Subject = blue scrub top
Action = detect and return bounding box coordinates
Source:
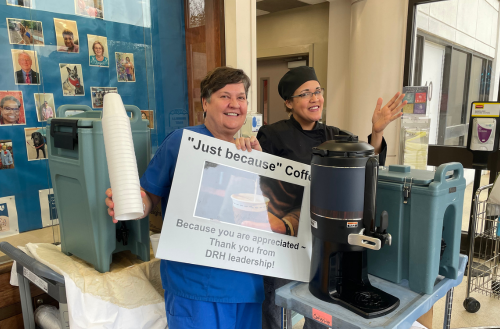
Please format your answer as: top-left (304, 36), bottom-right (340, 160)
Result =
top-left (140, 124), bottom-right (265, 303)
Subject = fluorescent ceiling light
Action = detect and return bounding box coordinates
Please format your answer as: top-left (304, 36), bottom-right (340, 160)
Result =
top-left (256, 9), bottom-right (270, 16)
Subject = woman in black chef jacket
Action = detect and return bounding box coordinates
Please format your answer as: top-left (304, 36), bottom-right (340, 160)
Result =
top-left (256, 66), bottom-right (407, 329)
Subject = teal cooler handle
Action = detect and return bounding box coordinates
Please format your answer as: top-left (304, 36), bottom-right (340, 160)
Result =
top-left (57, 104), bottom-right (92, 118)
top-left (433, 162), bottom-right (464, 186)
top-left (124, 105), bottom-right (141, 124)
top-left (433, 162), bottom-right (465, 280)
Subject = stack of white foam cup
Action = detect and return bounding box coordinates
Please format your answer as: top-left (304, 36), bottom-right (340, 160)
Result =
top-left (102, 93), bottom-right (144, 220)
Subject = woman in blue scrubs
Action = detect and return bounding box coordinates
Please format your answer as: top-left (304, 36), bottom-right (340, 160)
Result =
top-left (106, 67), bottom-right (264, 329)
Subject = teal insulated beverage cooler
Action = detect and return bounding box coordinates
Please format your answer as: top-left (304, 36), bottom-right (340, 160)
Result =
top-left (367, 163), bottom-right (466, 294)
top-left (47, 105), bottom-right (151, 273)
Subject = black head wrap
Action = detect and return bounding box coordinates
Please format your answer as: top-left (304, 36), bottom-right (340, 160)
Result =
top-left (278, 66), bottom-right (319, 101)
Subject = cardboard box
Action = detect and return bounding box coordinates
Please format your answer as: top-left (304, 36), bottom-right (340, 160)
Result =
top-left (416, 307), bottom-right (433, 329)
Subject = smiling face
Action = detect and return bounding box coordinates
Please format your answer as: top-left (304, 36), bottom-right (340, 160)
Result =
top-left (1, 100), bottom-right (20, 124)
top-left (63, 34), bottom-right (74, 48)
top-left (93, 42), bottom-right (103, 56)
top-left (18, 53), bottom-right (32, 72)
top-left (203, 83), bottom-right (247, 141)
top-left (285, 80), bottom-right (324, 130)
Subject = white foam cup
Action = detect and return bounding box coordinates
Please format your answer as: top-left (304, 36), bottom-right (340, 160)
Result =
top-left (104, 138), bottom-right (136, 150)
top-left (102, 93), bottom-right (143, 221)
top-left (110, 183), bottom-right (141, 193)
top-left (103, 94), bottom-right (127, 118)
top-left (114, 202), bottom-right (144, 212)
top-left (231, 193), bottom-right (270, 225)
top-left (106, 157), bottom-right (136, 168)
top-left (113, 199), bottom-right (144, 210)
top-left (150, 234), bottom-right (161, 257)
top-left (111, 189), bottom-right (142, 200)
top-left (114, 210), bottom-right (143, 221)
top-left (109, 169), bottom-right (141, 177)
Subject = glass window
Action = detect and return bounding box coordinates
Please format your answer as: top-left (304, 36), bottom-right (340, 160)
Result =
top-left (443, 49), bottom-right (468, 146)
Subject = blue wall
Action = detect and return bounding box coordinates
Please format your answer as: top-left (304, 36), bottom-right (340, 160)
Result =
top-left (0, 0), bottom-right (189, 233)
top-left (150, 0), bottom-right (189, 145)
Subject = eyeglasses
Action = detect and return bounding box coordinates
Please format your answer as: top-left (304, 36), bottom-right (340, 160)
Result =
top-left (2, 107), bottom-right (20, 112)
top-left (290, 88), bottom-right (324, 100)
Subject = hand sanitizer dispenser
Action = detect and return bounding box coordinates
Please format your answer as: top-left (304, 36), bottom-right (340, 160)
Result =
top-left (470, 118), bottom-right (496, 151)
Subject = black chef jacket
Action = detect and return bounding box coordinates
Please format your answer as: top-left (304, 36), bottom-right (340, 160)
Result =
top-left (257, 114), bottom-right (387, 166)
top-left (256, 114), bottom-right (387, 224)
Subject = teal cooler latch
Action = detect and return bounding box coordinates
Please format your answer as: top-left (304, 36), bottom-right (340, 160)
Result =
top-left (50, 119), bottom-right (79, 150)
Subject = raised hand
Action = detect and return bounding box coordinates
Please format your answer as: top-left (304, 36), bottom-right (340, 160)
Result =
top-left (372, 92), bottom-right (407, 134)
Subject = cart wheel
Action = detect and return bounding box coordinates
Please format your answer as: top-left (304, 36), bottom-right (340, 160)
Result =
top-left (463, 297), bottom-right (480, 313)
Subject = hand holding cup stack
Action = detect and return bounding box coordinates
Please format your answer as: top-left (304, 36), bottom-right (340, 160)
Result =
top-left (102, 93), bottom-right (143, 220)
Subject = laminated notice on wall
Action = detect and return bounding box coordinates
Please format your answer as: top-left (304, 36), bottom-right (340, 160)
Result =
top-left (0, 196), bottom-right (19, 238)
top-left (402, 86), bottom-right (428, 116)
top-left (403, 128), bottom-right (429, 170)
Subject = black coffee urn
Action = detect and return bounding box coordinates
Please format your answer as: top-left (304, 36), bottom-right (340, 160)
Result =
top-left (309, 134), bottom-right (400, 319)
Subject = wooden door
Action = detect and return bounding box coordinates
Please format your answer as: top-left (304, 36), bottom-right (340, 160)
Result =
top-left (184, 0), bottom-right (225, 126)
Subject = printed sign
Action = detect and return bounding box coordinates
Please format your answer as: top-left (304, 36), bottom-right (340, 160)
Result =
top-left (39, 189), bottom-right (59, 227)
top-left (402, 86), bottom-right (428, 116)
top-left (0, 196), bottom-right (18, 238)
top-left (471, 102), bottom-right (500, 117)
top-left (312, 308), bottom-right (332, 326)
top-left (169, 109), bottom-right (189, 128)
top-left (23, 267), bottom-right (48, 293)
top-left (157, 131), bottom-right (313, 282)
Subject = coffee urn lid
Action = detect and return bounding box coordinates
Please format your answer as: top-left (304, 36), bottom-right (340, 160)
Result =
top-left (312, 135), bottom-right (374, 157)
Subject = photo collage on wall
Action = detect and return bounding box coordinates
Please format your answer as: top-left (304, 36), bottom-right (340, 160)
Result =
top-left (2, 0), bottom-right (153, 168)
top-left (2, 0), bottom-right (152, 235)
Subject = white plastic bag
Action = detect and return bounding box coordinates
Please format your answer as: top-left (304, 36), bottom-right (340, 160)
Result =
top-left (34, 305), bottom-right (62, 329)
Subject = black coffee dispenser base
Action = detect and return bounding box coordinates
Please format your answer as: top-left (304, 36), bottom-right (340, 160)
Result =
top-left (309, 240), bottom-right (400, 319)
top-left (309, 282), bottom-right (400, 319)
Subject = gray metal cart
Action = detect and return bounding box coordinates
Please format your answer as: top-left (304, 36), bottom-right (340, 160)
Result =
top-left (276, 254), bottom-right (468, 329)
top-left (0, 241), bottom-right (70, 329)
top-left (463, 183), bottom-right (500, 313)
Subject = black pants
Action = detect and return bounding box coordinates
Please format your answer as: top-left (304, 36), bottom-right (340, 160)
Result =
top-left (262, 277), bottom-right (327, 329)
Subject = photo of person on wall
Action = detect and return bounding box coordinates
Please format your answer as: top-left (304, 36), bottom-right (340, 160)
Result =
top-left (12, 50), bottom-right (40, 85)
top-left (140, 110), bottom-right (154, 129)
top-left (116, 52), bottom-right (135, 82)
top-left (34, 93), bottom-right (56, 122)
top-left (0, 140), bottom-right (14, 170)
top-left (88, 35), bottom-right (109, 67)
top-left (54, 19), bottom-right (79, 53)
top-left (75, 0), bottom-right (104, 19)
top-left (7, 18), bottom-right (44, 45)
top-left (0, 91), bottom-right (26, 126)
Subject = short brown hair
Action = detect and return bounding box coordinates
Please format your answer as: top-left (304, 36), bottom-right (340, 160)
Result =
top-left (200, 67), bottom-right (251, 105)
